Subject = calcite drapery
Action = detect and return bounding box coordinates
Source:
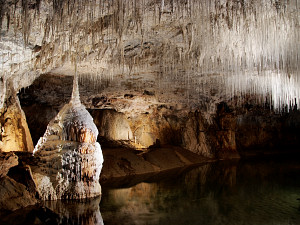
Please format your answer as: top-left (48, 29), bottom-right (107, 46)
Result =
top-left (32, 76), bottom-right (103, 200)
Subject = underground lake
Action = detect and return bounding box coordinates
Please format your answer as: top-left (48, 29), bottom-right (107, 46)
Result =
top-left (1, 1), bottom-right (300, 225)
top-left (1, 154), bottom-right (300, 225)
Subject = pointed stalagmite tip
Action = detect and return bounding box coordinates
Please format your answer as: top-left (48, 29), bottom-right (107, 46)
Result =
top-left (70, 73), bottom-right (81, 106)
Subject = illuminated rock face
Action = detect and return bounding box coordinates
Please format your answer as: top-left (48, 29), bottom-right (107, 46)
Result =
top-left (32, 89), bottom-right (103, 200)
top-left (0, 94), bottom-right (34, 153)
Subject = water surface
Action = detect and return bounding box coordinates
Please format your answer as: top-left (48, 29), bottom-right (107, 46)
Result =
top-left (1, 157), bottom-right (300, 225)
top-left (101, 157), bottom-right (300, 225)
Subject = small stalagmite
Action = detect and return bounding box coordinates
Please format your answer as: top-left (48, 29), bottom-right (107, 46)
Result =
top-left (32, 74), bottom-right (103, 200)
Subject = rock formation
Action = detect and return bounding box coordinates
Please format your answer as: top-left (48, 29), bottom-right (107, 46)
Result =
top-left (182, 111), bottom-right (213, 158)
top-left (0, 152), bottom-right (18, 178)
top-left (0, 89), bottom-right (34, 153)
top-left (91, 109), bottom-right (133, 145)
top-left (0, 0), bottom-right (297, 160)
top-left (0, 152), bottom-right (37, 211)
top-left (0, 176), bottom-right (37, 211)
top-left (32, 75), bottom-right (104, 200)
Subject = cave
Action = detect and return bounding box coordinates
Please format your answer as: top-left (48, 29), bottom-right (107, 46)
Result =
top-left (0, 0), bottom-right (300, 224)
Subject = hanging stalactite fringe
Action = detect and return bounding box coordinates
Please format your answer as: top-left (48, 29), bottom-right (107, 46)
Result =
top-left (0, 0), bottom-right (299, 112)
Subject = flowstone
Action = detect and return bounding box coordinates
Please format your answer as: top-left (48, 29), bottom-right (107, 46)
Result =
top-left (32, 76), bottom-right (103, 200)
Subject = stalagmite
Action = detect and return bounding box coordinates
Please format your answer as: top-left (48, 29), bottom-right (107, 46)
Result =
top-left (31, 73), bottom-right (103, 200)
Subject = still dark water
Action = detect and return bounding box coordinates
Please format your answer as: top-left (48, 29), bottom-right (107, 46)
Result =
top-left (100, 157), bottom-right (300, 225)
top-left (2, 157), bottom-right (300, 225)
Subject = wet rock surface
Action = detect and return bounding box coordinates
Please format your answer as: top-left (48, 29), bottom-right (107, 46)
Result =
top-left (44, 197), bottom-right (104, 225)
top-left (182, 111), bottom-right (213, 158)
top-left (0, 0), bottom-right (299, 113)
top-left (232, 103), bottom-right (300, 156)
top-left (0, 197), bottom-right (104, 225)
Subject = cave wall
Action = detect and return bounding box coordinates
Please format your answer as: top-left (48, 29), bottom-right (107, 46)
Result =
top-left (235, 106), bottom-right (300, 155)
top-left (17, 74), bottom-right (300, 159)
top-left (0, 0), bottom-right (299, 157)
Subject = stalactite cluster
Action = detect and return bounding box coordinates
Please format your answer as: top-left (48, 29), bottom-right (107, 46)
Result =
top-left (0, 0), bottom-right (299, 111)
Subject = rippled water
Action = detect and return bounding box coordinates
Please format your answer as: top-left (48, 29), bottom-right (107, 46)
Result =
top-left (1, 157), bottom-right (300, 225)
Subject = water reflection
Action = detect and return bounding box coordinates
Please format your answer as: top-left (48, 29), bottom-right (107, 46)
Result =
top-left (101, 158), bottom-right (300, 225)
top-left (1, 158), bottom-right (300, 225)
top-left (44, 197), bottom-right (104, 225)
top-left (0, 197), bottom-right (103, 225)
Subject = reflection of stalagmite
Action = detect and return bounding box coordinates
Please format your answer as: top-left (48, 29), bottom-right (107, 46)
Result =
top-left (32, 74), bottom-right (103, 200)
top-left (44, 197), bottom-right (104, 225)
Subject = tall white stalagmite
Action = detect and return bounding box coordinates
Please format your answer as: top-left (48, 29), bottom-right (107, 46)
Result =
top-left (70, 64), bottom-right (81, 106)
top-left (32, 67), bottom-right (103, 200)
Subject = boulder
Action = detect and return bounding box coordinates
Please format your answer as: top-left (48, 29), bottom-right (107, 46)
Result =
top-left (0, 176), bottom-right (37, 211)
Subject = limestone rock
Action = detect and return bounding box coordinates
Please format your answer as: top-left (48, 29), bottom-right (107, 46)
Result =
top-left (182, 112), bottom-right (213, 158)
top-left (1, 0), bottom-right (299, 113)
top-left (133, 123), bottom-right (157, 148)
top-left (91, 109), bottom-right (133, 142)
top-left (0, 152), bottom-right (38, 211)
top-left (0, 152), bottom-right (18, 178)
top-left (213, 103), bottom-right (239, 159)
top-left (0, 176), bottom-right (37, 211)
top-left (0, 94), bottom-right (34, 152)
top-left (32, 101), bottom-right (103, 200)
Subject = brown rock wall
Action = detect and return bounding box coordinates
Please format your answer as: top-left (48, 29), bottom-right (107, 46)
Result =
top-left (0, 152), bottom-right (18, 178)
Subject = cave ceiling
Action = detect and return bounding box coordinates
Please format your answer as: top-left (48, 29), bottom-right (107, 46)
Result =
top-left (0, 0), bottom-right (299, 112)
